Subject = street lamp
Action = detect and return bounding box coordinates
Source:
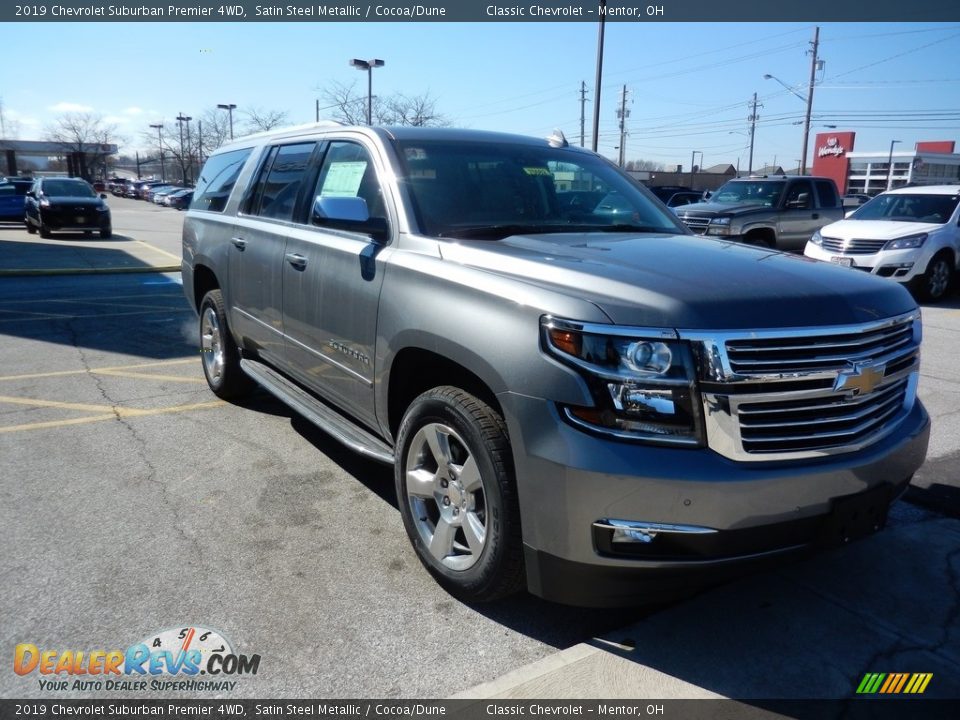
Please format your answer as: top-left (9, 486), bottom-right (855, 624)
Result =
top-left (176, 113), bottom-right (192, 184)
top-left (690, 150), bottom-right (703, 187)
top-left (886, 140), bottom-right (902, 191)
top-left (349, 58), bottom-right (385, 125)
top-left (217, 103), bottom-right (236, 140)
top-left (764, 69), bottom-right (816, 176)
top-left (149, 123), bottom-right (165, 182)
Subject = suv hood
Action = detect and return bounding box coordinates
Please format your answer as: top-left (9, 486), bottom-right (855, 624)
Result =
top-left (821, 219), bottom-right (942, 241)
top-left (44, 196), bottom-right (104, 208)
top-left (676, 201), bottom-right (766, 216)
top-left (440, 232), bottom-right (915, 329)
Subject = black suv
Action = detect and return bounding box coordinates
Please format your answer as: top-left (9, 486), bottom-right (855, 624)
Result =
top-left (24, 177), bottom-right (112, 238)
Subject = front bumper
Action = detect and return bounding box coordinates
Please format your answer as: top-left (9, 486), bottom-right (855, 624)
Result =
top-left (804, 242), bottom-right (929, 283)
top-left (499, 392), bottom-right (929, 607)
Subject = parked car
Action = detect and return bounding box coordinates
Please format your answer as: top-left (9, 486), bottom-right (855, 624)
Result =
top-left (0, 178), bottom-right (34, 220)
top-left (153, 186), bottom-right (185, 204)
top-left (145, 185), bottom-right (178, 203)
top-left (674, 175), bottom-right (844, 252)
top-left (24, 177), bottom-right (112, 238)
top-left (805, 184), bottom-right (960, 302)
top-left (664, 191), bottom-right (703, 209)
top-left (183, 125), bottom-right (927, 607)
top-left (167, 189), bottom-right (193, 210)
top-left (646, 185), bottom-right (694, 204)
top-left (843, 193), bottom-right (872, 208)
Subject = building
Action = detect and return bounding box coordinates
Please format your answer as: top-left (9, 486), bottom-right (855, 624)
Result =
top-left (0, 139), bottom-right (119, 180)
top-left (811, 132), bottom-right (960, 196)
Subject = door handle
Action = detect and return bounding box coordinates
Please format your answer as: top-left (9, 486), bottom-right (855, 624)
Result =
top-left (231, 237), bottom-right (247, 249)
top-left (285, 252), bottom-right (308, 270)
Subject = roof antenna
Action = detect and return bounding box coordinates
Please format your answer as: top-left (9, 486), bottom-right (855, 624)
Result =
top-left (547, 129), bottom-right (569, 148)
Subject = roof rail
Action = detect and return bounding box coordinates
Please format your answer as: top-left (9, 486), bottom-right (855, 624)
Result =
top-left (226, 119), bottom-right (345, 145)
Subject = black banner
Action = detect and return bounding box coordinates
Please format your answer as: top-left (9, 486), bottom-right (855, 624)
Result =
top-left (2, 0), bottom-right (960, 22)
top-left (1, 699), bottom-right (959, 720)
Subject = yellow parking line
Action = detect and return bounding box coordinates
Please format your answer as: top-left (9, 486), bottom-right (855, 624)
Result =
top-left (0, 395), bottom-right (119, 413)
top-left (0, 358), bottom-right (195, 382)
top-left (0, 400), bottom-right (224, 434)
top-left (136, 240), bottom-right (182, 263)
top-left (94, 370), bottom-right (205, 384)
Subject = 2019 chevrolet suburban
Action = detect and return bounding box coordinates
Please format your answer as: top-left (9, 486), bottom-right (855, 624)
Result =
top-left (182, 124), bottom-right (929, 607)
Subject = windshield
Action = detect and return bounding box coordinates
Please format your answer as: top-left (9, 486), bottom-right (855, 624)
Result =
top-left (710, 180), bottom-right (785, 207)
top-left (42, 180), bottom-right (96, 198)
top-left (850, 193), bottom-right (960, 224)
top-left (393, 140), bottom-right (686, 239)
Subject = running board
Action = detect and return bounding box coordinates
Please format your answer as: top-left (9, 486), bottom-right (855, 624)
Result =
top-left (240, 359), bottom-right (394, 465)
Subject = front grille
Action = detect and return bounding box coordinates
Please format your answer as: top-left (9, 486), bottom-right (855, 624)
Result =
top-left (678, 214), bottom-right (711, 235)
top-left (820, 237), bottom-right (887, 255)
top-left (737, 377), bottom-right (909, 454)
top-left (686, 312), bottom-right (921, 461)
top-left (725, 318), bottom-right (915, 376)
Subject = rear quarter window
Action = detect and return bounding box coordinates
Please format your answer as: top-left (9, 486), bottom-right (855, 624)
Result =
top-left (192, 147), bottom-right (254, 213)
top-left (815, 180), bottom-right (839, 208)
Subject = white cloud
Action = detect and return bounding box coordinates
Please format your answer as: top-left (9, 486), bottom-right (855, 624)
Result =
top-left (47, 102), bottom-right (94, 113)
top-left (103, 115), bottom-right (129, 125)
top-left (123, 106), bottom-right (145, 116)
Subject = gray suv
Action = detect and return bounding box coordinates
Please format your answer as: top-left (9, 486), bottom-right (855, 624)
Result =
top-left (183, 124), bottom-right (929, 607)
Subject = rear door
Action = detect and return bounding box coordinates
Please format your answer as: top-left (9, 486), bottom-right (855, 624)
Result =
top-left (281, 138), bottom-right (392, 430)
top-left (778, 180), bottom-right (819, 251)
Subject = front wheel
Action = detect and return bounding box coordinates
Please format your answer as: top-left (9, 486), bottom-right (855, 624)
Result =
top-left (913, 251), bottom-right (954, 303)
top-left (395, 386), bottom-right (524, 603)
top-left (198, 289), bottom-right (254, 399)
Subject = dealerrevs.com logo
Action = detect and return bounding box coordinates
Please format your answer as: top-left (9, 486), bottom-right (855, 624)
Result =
top-left (14, 626), bottom-right (260, 692)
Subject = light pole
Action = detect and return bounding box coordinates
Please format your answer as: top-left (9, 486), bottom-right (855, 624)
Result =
top-left (591, 0), bottom-right (606, 153)
top-left (217, 103), bottom-right (236, 140)
top-left (349, 58), bottom-right (385, 125)
top-left (690, 150), bottom-right (703, 188)
top-left (176, 113), bottom-right (192, 184)
top-left (149, 123), bottom-right (165, 182)
top-left (886, 140), bottom-right (902, 191)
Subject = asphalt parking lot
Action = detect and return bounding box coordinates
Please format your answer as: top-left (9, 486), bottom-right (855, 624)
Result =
top-left (1, 198), bottom-right (959, 701)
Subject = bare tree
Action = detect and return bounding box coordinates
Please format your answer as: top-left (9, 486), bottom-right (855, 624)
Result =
top-left (199, 107), bottom-right (231, 157)
top-left (45, 112), bottom-right (121, 180)
top-left (243, 107), bottom-right (290, 133)
top-left (0, 98), bottom-right (21, 139)
top-left (626, 159), bottom-right (665, 172)
top-left (319, 81), bottom-right (449, 126)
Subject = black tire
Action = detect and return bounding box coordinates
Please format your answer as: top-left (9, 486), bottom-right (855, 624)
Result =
top-left (198, 289), bottom-right (254, 400)
top-left (100, 225), bottom-right (112, 239)
top-left (38, 219), bottom-right (52, 238)
top-left (394, 386), bottom-right (524, 603)
top-left (25, 219), bottom-right (36, 234)
top-left (912, 251), bottom-right (954, 303)
top-left (744, 234), bottom-right (773, 249)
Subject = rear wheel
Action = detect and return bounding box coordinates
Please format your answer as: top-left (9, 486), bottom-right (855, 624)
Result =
top-left (913, 251), bottom-right (954, 303)
top-left (25, 218), bottom-right (36, 234)
top-left (198, 289), bottom-right (254, 399)
top-left (395, 386), bottom-right (524, 603)
top-left (100, 225), bottom-right (112, 239)
top-left (38, 217), bottom-right (52, 238)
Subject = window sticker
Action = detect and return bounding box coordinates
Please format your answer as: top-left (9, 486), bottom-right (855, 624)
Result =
top-left (404, 147), bottom-right (428, 161)
top-left (320, 161), bottom-right (367, 197)
top-left (523, 166), bottom-right (551, 176)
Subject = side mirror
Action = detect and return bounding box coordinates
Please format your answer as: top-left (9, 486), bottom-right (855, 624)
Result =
top-left (100, 193), bottom-right (108, 199)
top-left (313, 196), bottom-right (389, 243)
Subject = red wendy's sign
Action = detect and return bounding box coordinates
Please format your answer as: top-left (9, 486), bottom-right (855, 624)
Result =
top-left (811, 131), bottom-right (855, 192)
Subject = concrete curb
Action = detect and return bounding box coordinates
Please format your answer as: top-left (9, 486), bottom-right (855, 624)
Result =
top-left (0, 265), bottom-right (181, 277)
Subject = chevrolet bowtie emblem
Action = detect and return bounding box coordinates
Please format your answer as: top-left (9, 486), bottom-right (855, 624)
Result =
top-left (834, 360), bottom-right (886, 396)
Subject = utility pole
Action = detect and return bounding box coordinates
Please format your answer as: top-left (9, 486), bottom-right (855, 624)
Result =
top-left (579, 81), bottom-right (588, 148)
top-left (800, 26), bottom-right (820, 175)
top-left (591, 1), bottom-right (606, 152)
top-left (316, 99), bottom-right (320, 123)
top-left (197, 120), bottom-right (204, 168)
top-left (616, 85), bottom-right (629, 168)
top-left (747, 92), bottom-right (760, 176)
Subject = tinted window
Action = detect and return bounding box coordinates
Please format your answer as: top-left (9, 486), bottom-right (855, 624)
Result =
top-left (815, 180), bottom-right (839, 208)
top-left (710, 180), bottom-right (785, 207)
top-left (42, 179), bottom-right (96, 198)
top-left (250, 142), bottom-right (316, 222)
top-left (784, 181), bottom-right (813, 210)
top-left (312, 141), bottom-right (387, 222)
top-left (851, 193), bottom-right (960, 224)
top-left (192, 147), bottom-right (253, 213)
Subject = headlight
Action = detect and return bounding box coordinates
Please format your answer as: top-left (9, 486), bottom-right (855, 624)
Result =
top-left (706, 216), bottom-right (731, 236)
top-left (810, 229), bottom-right (823, 246)
top-left (885, 233), bottom-right (927, 250)
top-left (39, 198), bottom-right (51, 208)
top-left (542, 318), bottom-right (704, 446)
top-left (98, 205), bottom-right (110, 212)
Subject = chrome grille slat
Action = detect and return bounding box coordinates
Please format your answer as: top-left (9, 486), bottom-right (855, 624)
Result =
top-left (678, 215), bottom-right (710, 235)
top-left (738, 378), bottom-right (907, 420)
top-left (726, 326), bottom-right (910, 353)
top-left (820, 237), bottom-right (887, 255)
top-left (741, 402), bottom-right (903, 447)
top-left (739, 390), bottom-right (904, 431)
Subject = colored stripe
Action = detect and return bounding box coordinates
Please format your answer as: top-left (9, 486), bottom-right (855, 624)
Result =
top-left (855, 674), bottom-right (873, 694)
top-left (904, 674), bottom-right (919, 693)
top-left (868, 673), bottom-right (887, 694)
top-left (879, 675), bottom-right (895, 694)
top-left (893, 673), bottom-right (909, 693)
top-left (917, 673), bottom-right (933, 694)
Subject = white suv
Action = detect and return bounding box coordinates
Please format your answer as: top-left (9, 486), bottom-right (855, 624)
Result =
top-left (805, 185), bottom-right (960, 302)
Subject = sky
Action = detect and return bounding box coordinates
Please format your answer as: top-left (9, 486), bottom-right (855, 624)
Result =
top-left (2, 20), bottom-right (960, 172)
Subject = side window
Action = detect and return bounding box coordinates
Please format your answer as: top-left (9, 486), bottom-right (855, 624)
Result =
top-left (814, 180), bottom-right (839, 208)
top-left (784, 181), bottom-right (813, 210)
top-left (242, 146), bottom-right (279, 217)
top-left (252, 142), bottom-right (316, 222)
top-left (192, 147), bottom-right (254, 213)
top-left (312, 141), bottom-right (386, 224)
